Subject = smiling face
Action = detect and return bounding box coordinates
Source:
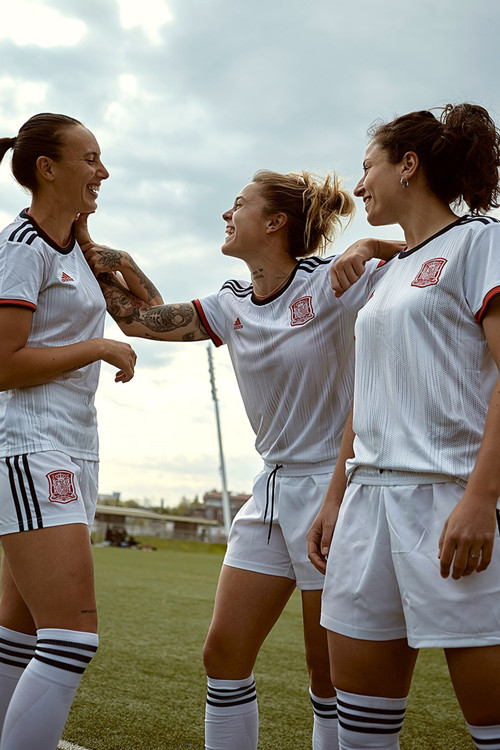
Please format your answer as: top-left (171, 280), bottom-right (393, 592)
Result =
top-left (221, 181), bottom-right (270, 260)
top-left (354, 141), bottom-right (404, 227)
top-left (51, 124), bottom-right (109, 214)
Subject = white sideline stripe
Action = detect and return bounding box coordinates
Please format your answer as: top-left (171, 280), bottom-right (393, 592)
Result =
top-left (58, 742), bottom-right (92, 750)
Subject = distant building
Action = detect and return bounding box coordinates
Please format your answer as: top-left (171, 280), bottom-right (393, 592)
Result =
top-left (200, 489), bottom-right (250, 525)
top-left (92, 504), bottom-right (219, 543)
top-left (98, 491), bottom-right (121, 505)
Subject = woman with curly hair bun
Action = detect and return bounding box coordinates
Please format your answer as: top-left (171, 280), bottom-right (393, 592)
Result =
top-left (309, 103), bottom-right (500, 750)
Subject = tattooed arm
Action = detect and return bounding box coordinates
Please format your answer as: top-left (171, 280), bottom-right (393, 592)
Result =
top-left (98, 273), bottom-right (209, 342)
top-left (84, 245), bottom-right (164, 306)
top-left (73, 214), bottom-right (163, 305)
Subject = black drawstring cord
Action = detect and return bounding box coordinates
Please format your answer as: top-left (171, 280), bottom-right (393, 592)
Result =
top-left (263, 464), bottom-right (282, 544)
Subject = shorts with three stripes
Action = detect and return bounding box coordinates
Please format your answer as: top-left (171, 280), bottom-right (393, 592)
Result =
top-left (0, 450), bottom-right (98, 536)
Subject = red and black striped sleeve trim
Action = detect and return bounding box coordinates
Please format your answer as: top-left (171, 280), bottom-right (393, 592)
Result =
top-left (0, 299), bottom-right (36, 312)
top-left (192, 299), bottom-right (223, 347)
top-left (475, 286), bottom-right (500, 323)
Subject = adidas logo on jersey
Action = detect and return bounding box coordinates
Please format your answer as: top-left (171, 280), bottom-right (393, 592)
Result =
top-left (61, 272), bottom-right (74, 282)
top-left (233, 317), bottom-right (243, 330)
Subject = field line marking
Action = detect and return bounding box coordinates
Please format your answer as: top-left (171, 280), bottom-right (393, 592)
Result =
top-left (58, 741), bottom-right (92, 750)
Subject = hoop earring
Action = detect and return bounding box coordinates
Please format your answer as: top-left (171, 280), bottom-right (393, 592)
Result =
top-left (400, 176), bottom-right (409, 188)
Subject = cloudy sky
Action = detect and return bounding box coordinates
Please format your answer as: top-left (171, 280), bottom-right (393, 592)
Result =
top-left (1, 0), bottom-right (499, 507)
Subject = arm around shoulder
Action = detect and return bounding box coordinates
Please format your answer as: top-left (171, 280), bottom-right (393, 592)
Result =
top-left (331, 238), bottom-right (405, 297)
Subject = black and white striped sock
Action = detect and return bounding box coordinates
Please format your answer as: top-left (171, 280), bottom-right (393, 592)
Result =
top-left (467, 722), bottom-right (500, 750)
top-left (205, 673), bottom-right (258, 750)
top-left (0, 625), bottom-right (36, 729)
top-left (0, 628), bottom-right (98, 750)
top-left (336, 689), bottom-right (407, 749)
top-left (310, 687), bottom-right (339, 750)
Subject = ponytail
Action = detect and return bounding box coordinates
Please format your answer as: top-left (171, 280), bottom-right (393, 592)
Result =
top-left (0, 137), bottom-right (16, 167)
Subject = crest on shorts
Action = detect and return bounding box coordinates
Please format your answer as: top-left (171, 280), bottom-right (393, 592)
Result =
top-left (289, 296), bottom-right (315, 326)
top-left (411, 258), bottom-right (447, 288)
top-left (46, 470), bottom-right (78, 504)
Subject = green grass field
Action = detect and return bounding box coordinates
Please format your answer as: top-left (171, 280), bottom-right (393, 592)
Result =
top-left (57, 540), bottom-right (474, 750)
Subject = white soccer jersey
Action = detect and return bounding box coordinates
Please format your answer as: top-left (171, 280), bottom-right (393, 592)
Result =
top-left (346, 216), bottom-right (500, 484)
top-left (195, 255), bottom-right (384, 467)
top-left (0, 210), bottom-right (106, 460)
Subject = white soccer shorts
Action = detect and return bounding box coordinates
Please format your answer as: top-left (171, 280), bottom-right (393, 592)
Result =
top-left (224, 464), bottom-right (333, 590)
top-left (0, 451), bottom-right (98, 536)
top-left (321, 482), bottom-right (500, 648)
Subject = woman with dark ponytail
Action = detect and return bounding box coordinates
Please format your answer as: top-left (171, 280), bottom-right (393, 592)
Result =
top-left (309, 103), bottom-right (500, 750)
top-left (0, 113), bottom-right (138, 750)
top-left (74, 168), bottom-right (401, 750)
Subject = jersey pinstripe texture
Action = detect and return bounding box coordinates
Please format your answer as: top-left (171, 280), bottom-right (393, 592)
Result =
top-left (196, 255), bottom-right (385, 466)
top-left (0, 210), bottom-right (106, 460)
top-left (347, 216), bottom-right (500, 483)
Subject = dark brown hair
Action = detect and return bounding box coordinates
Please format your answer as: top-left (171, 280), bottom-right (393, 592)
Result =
top-left (0, 113), bottom-right (83, 193)
top-left (252, 169), bottom-right (355, 259)
top-left (369, 103), bottom-right (500, 214)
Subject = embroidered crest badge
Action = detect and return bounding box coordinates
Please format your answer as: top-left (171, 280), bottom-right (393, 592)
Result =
top-left (289, 296), bottom-right (315, 326)
top-left (411, 258), bottom-right (447, 288)
top-left (46, 470), bottom-right (78, 504)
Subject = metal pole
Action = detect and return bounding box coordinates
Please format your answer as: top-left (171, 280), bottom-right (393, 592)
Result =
top-left (207, 345), bottom-right (232, 537)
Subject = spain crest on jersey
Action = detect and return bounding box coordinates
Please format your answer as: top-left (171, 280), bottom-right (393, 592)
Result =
top-left (46, 470), bottom-right (78, 504)
top-left (289, 296), bottom-right (315, 326)
top-left (411, 258), bottom-right (447, 288)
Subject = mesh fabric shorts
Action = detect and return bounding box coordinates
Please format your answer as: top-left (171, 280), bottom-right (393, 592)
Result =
top-left (321, 482), bottom-right (500, 648)
top-left (224, 464), bottom-right (332, 590)
top-left (0, 450), bottom-right (99, 536)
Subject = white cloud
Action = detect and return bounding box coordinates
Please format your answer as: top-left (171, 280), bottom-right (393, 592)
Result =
top-left (0, 0), bottom-right (498, 504)
top-left (116, 0), bottom-right (173, 44)
top-left (0, 78), bottom-right (48, 132)
top-left (1, 0), bottom-right (85, 47)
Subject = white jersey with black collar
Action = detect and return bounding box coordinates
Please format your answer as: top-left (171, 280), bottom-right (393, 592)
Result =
top-left (194, 255), bottom-right (384, 467)
top-left (347, 215), bottom-right (500, 484)
top-left (0, 210), bottom-right (106, 460)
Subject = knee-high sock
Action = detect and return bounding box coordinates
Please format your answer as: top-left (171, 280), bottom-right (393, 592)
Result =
top-left (0, 626), bottom-right (36, 730)
top-left (467, 722), bottom-right (500, 750)
top-left (336, 689), bottom-right (407, 750)
top-left (205, 674), bottom-right (258, 750)
top-left (0, 628), bottom-right (98, 750)
top-left (310, 687), bottom-right (338, 750)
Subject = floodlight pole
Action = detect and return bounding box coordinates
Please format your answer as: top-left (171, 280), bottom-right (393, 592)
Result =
top-left (206, 345), bottom-right (232, 537)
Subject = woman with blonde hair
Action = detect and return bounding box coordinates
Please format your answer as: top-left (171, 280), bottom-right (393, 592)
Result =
top-left (76, 168), bottom-right (398, 750)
